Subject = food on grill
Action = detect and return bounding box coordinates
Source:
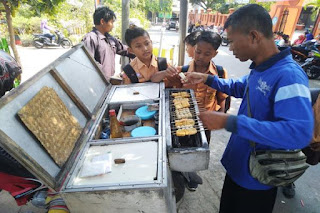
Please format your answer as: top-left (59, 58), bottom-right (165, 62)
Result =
top-left (175, 119), bottom-right (195, 127)
top-left (170, 90), bottom-right (200, 138)
top-left (176, 129), bottom-right (186, 137)
top-left (173, 98), bottom-right (189, 104)
top-left (175, 108), bottom-right (192, 119)
top-left (176, 128), bottom-right (197, 136)
top-left (171, 92), bottom-right (190, 98)
top-left (174, 100), bottom-right (190, 109)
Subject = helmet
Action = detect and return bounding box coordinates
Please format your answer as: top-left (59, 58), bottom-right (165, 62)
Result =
top-left (0, 50), bottom-right (22, 97)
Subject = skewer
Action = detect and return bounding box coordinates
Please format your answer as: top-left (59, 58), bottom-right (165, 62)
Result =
top-left (170, 118), bottom-right (202, 123)
top-left (171, 127), bottom-right (208, 132)
top-left (171, 125), bottom-right (206, 130)
top-left (170, 102), bottom-right (196, 106)
top-left (171, 129), bottom-right (209, 134)
top-left (172, 112), bottom-right (204, 117)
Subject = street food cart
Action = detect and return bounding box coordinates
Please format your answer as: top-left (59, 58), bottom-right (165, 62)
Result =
top-left (0, 44), bottom-right (209, 212)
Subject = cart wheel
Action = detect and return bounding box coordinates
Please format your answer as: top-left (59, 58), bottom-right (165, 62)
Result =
top-left (172, 171), bottom-right (185, 203)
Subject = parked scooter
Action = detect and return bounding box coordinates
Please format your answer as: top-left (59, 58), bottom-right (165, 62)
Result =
top-left (301, 50), bottom-right (320, 79)
top-left (220, 31), bottom-right (229, 46)
top-left (291, 39), bottom-right (320, 64)
top-left (33, 30), bottom-right (72, 49)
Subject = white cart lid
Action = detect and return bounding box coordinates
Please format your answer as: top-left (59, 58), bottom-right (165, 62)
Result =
top-left (0, 44), bottom-right (109, 190)
top-left (68, 141), bottom-right (158, 188)
top-left (108, 83), bottom-right (160, 103)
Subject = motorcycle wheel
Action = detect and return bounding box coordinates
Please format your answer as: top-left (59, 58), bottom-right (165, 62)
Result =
top-left (293, 55), bottom-right (305, 64)
top-left (304, 65), bottom-right (320, 79)
top-left (61, 39), bottom-right (72, 49)
top-left (33, 38), bottom-right (44, 49)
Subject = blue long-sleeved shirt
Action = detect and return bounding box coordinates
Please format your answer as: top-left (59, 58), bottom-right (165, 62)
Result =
top-left (205, 48), bottom-right (314, 190)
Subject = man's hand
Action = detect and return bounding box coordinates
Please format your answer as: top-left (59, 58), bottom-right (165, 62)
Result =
top-left (165, 65), bottom-right (178, 77)
top-left (183, 72), bottom-right (208, 84)
top-left (199, 111), bottom-right (229, 130)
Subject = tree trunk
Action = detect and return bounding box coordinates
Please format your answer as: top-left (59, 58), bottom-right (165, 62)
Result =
top-left (3, 1), bottom-right (22, 75)
top-left (152, 12), bottom-right (155, 23)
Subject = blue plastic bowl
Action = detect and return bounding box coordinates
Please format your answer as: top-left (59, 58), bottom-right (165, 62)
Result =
top-left (131, 126), bottom-right (156, 137)
top-left (135, 106), bottom-right (156, 120)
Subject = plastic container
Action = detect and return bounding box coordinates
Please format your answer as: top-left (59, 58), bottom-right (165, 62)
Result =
top-left (120, 115), bottom-right (141, 132)
top-left (135, 106), bottom-right (156, 120)
top-left (131, 126), bottom-right (156, 137)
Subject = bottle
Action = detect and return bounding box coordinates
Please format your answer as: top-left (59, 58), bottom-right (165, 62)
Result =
top-left (109, 109), bottom-right (122, 138)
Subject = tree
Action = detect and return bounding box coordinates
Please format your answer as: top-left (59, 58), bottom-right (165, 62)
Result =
top-left (249, 0), bottom-right (274, 12)
top-left (305, 0), bottom-right (320, 8)
top-left (145, 0), bottom-right (172, 22)
top-left (0, 0), bottom-right (65, 71)
top-left (305, 0), bottom-right (320, 17)
top-left (189, 0), bottom-right (225, 11)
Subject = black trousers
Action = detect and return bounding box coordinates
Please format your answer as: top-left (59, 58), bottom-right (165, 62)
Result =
top-left (219, 174), bottom-right (277, 213)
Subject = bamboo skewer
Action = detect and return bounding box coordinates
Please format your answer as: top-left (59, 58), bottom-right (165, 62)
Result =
top-left (171, 126), bottom-right (206, 131)
top-left (171, 128), bottom-right (209, 134)
top-left (170, 118), bottom-right (202, 124)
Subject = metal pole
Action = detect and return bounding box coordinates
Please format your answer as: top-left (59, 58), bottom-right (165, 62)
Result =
top-left (178, 0), bottom-right (188, 66)
top-left (121, 0), bottom-right (130, 68)
top-left (158, 27), bottom-right (165, 57)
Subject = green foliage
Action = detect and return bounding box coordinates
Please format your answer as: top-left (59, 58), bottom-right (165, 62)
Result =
top-left (19, 33), bottom-right (33, 46)
top-left (2, 0), bottom-right (66, 16)
top-left (216, 3), bottom-right (243, 14)
top-left (12, 11), bottom-right (42, 34)
top-left (103, 0), bottom-right (150, 38)
top-left (27, 0), bottom-right (65, 16)
top-left (53, 0), bottom-right (95, 36)
top-left (190, 0), bottom-right (225, 10)
top-left (130, 0), bottom-right (146, 10)
top-left (305, 0), bottom-right (320, 9)
top-left (69, 34), bottom-right (83, 45)
top-left (249, 0), bottom-right (274, 12)
top-left (198, 1), bottom-right (274, 14)
top-left (144, 0), bottom-right (172, 13)
top-left (3, 0), bottom-right (151, 45)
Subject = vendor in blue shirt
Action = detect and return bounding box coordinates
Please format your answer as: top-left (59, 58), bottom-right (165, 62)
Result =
top-left (183, 4), bottom-right (313, 213)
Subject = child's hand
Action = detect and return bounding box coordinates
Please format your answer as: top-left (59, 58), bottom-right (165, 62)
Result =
top-left (183, 72), bottom-right (208, 84)
top-left (165, 65), bottom-right (178, 77)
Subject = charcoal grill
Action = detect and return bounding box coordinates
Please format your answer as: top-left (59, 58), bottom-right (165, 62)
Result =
top-left (165, 88), bottom-right (210, 172)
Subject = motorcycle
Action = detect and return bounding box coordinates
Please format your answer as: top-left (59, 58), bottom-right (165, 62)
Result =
top-left (33, 30), bottom-right (72, 49)
top-left (291, 39), bottom-right (320, 64)
top-left (220, 31), bottom-right (229, 46)
top-left (301, 50), bottom-right (320, 79)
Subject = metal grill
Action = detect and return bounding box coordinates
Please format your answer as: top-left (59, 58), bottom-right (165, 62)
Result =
top-left (167, 89), bottom-right (206, 148)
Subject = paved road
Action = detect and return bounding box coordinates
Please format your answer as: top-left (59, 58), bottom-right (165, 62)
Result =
top-left (17, 46), bottom-right (69, 83)
top-left (1, 27), bottom-right (320, 213)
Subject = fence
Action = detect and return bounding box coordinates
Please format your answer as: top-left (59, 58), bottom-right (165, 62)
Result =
top-left (188, 8), bottom-right (235, 27)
